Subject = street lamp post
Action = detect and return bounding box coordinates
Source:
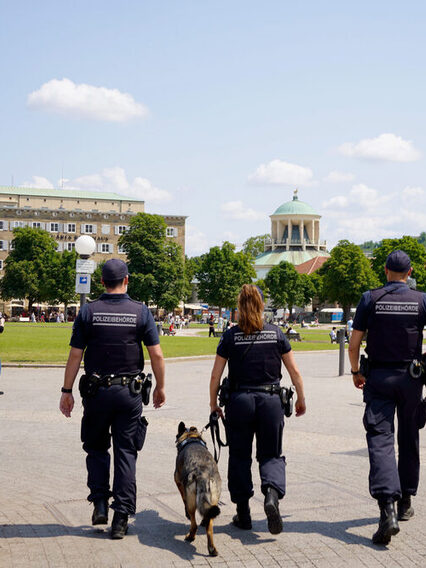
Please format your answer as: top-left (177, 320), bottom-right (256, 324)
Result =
top-left (75, 235), bottom-right (96, 308)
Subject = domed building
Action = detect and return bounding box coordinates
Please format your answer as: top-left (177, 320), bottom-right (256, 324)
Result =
top-left (254, 190), bottom-right (330, 279)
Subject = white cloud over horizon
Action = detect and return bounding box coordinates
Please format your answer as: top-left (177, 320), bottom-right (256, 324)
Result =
top-left (248, 159), bottom-right (314, 186)
top-left (185, 224), bottom-right (210, 256)
top-left (22, 167), bottom-right (172, 203)
top-left (27, 78), bottom-right (148, 122)
top-left (221, 200), bottom-right (267, 221)
top-left (322, 182), bottom-right (426, 246)
top-left (338, 133), bottom-right (421, 162)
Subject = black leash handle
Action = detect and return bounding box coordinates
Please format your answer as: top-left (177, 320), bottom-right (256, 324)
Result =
top-left (205, 411), bottom-right (228, 463)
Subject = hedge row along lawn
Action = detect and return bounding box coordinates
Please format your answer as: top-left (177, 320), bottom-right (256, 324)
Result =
top-left (0, 323), bottom-right (349, 364)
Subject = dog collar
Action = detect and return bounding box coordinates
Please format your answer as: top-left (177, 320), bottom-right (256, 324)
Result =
top-left (176, 437), bottom-right (207, 453)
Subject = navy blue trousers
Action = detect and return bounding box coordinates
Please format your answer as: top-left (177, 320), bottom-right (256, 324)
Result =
top-left (81, 385), bottom-right (145, 515)
top-left (363, 368), bottom-right (423, 502)
top-left (225, 391), bottom-right (286, 503)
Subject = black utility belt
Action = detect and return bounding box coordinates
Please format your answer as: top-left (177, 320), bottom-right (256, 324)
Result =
top-left (235, 383), bottom-right (281, 394)
top-left (369, 361), bottom-right (410, 369)
top-left (79, 372), bottom-right (152, 404)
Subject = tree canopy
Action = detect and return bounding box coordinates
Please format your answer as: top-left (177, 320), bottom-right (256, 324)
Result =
top-left (196, 241), bottom-right (256, 313)
top-left (265, 261), bottom-right (304, 316)
top-left (119, 213), bottom-right (186, 310)
top-left (242, 234), bottom-right (269, 258)
top-left (371, 236), bottom-right (426, 290)
top-left (321, 240), bottom-right (380, 321)
top-left (0, 227), bottom-right (59, 310)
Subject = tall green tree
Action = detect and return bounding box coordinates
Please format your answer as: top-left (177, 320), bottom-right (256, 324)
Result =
top-left (0, 227), bottom-right (58, 312)
top-left (242, 234), bottom-right (269, 258)
top-left (371, 236), bottom-right (426, 290)
top-left (196, 241), bottom-right (256, 316)
top-left (119, 213), bottom-right (185, 311)
top-left (321, 240), bottom-right (380, 321)
top-left (265, 261), bottom-right (304, 317)
top-left (46, 249), bottom-right (79, 319)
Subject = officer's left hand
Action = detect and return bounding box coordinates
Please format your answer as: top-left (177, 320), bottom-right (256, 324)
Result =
top-left (152, 386), bottom-right (166, 408)
top-left (59, 393), bottom-right (74, 417)
top-left (352, 373), bottom-right (365, 389)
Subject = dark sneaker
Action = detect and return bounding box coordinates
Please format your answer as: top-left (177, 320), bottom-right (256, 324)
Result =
top-left (397, 496), bottom-right (414, 521)
top-left (264, 486), bottom-right (283, 535)
top-left (111, 511), bottom-right (128, 539)
top-left (92, 499), bottom-right (108, 525)
top-left (372, 501), bottom-right (400, 545)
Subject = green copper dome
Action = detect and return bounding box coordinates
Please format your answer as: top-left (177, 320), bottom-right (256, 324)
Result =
top-left (272, 193), bottom-right (318, 216)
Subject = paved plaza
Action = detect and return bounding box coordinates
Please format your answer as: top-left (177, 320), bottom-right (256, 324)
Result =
top-left (1, 352), bottom-right (426, 567)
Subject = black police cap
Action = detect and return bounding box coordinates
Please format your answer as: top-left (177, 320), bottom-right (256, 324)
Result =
top-left (102, 259), bottom-right (129, 280)
top-left (385, 250), bottom-right (411, 273)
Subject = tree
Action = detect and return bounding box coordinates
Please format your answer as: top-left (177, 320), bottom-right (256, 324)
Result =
top-left (46, 249), bottom-right (79, 319)
top-left (0, 227), bottom-right (58, 312)
top-left (321, 240), bottom-right (380, 321)
top-left (119, 213), bottom-right (186, 311)
top-left (90, 261), bottom-right (106, 300)
top-left (196, 242), bottom-right (256, 316)
top-left (371, 236), bottom-right (426, 290)
top-left (265, 261), bottom-right (304, 318)
top-left (298, 273), bottom-right (316, 307)
top-left (242, 234), bottom-right (269, 258)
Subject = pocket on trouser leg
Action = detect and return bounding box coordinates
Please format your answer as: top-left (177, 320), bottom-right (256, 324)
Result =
top-left (416, 400), bottom-right (426, 429)
top-left (134, 416), bottom-right (148, 451)
top-left (81, 415), bottom-right (111, 451)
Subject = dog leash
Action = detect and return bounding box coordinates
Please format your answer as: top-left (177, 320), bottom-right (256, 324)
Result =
top-left (203, 411), bottom-right (228, 463)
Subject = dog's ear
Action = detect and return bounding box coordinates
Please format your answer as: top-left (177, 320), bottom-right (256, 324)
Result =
top-left (178, 421), bottom-right (186, 437)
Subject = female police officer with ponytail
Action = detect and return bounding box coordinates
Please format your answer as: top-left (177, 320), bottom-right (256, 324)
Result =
top-left (209, 284), bottom-right (306, 534)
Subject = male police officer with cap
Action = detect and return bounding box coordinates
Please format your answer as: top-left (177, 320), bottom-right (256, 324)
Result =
top-left (59, 258), bottom-right (165, 539)
top-left (349, 250), bottom-right (426, 545)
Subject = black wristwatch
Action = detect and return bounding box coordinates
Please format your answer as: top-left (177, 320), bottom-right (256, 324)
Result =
top-left (61, 387), bottom-right (73, 393)
top-left (350, 369), bottom-right (360, 375)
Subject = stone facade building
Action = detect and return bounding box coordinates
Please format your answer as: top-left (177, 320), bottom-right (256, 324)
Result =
top-left (0, 186), bottom-right (186, 273)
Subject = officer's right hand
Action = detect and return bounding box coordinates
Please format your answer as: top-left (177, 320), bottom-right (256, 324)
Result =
top-left (295, 397), bottom-right (306, 416)
top-left (352, 373), bottom-right (366, 389)
top-left (59, 393), bottom-right (74, 417)
top-left (152, 386), bottom-right (166, 408)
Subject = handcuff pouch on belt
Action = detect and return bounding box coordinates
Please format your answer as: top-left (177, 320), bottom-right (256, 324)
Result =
top-left (218, 376), bottom-right (231, 407)
top-left (359, 354), bottom-right (370, 378)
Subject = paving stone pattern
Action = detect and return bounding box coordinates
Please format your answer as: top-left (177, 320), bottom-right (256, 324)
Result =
top-left (1, 352), bottom-right (426, 567)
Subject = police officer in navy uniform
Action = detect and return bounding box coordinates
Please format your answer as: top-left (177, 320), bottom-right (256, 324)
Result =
top-left (349, 250), bottom-right (426, 545)
top-left (59, 259), bottom-right (166, 539)
top-left (209, 284), bottom-right (306, 534)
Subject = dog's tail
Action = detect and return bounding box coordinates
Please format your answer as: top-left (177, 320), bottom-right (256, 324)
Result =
top-left (196, 476), bottom-right (221, 525)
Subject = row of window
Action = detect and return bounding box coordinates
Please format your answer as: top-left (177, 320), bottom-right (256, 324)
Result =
top-left (0, 220), bottom-right (179, 237)
top-left (0, 220), bottom-right (129, 235)
top-left (0, 240), bottom-right (125, 254)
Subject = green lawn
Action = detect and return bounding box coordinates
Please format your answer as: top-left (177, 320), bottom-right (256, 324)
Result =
top-left (0, 322), bottom-right (344, 363)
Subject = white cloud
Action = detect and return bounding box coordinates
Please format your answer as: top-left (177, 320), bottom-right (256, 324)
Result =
top-left (323, 170), bottom-right (355, 183)
top-left (322, 195), bottom-right (349, 209)
top-left (338, 133), bottom-right (420, 162)
top-left (248, 159), bottom-right (314, 186)
top-left (27, 78), bottom-right (148, 122)
top-left (186, 225), bottom-right (210, 256)
top-left (21, 176), bottom-right (54, 189)
top-left (221, 200), bottom-right (267, 221)
top-left (402, 186), bottom-right (424, 198)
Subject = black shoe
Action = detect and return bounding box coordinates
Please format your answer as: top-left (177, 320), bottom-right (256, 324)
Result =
top-left (372, 501), bottom-right (400, 545)
top-left (397, 496), bottom-right (414, 521)
top-left (232, 502), bottom-right (252, 530)
top-left (111, 512), bottom-right (128, 539)
top-left (264, 486), bottom-right (282, 535)
top-left (92, 499), bottom-right (108, 525)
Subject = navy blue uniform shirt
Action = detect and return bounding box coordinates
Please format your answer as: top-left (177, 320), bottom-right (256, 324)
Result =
top-left (353, 281), bottom-right (426, 363)
top-left (216, 323), bottom-right (291, 385)
top-left (70, 293), bottom-right (159, 375)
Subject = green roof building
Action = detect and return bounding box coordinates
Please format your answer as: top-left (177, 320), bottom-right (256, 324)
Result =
top-left (254, 190), bottom-right (329, 279)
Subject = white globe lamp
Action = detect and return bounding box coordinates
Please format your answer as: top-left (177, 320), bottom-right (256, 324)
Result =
top-left (75, 235), bottom-right (96, 258)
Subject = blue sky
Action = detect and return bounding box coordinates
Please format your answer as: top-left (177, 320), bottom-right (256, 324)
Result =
top-left (1, 1), bottom-right (426, 255)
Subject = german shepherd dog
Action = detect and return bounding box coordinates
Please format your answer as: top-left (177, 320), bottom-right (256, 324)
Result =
top-left (174, 422), bottom-right (221, 556)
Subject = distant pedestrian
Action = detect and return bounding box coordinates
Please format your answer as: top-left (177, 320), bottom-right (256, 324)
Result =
top-left (208, 314), bottom-right (215, 338)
